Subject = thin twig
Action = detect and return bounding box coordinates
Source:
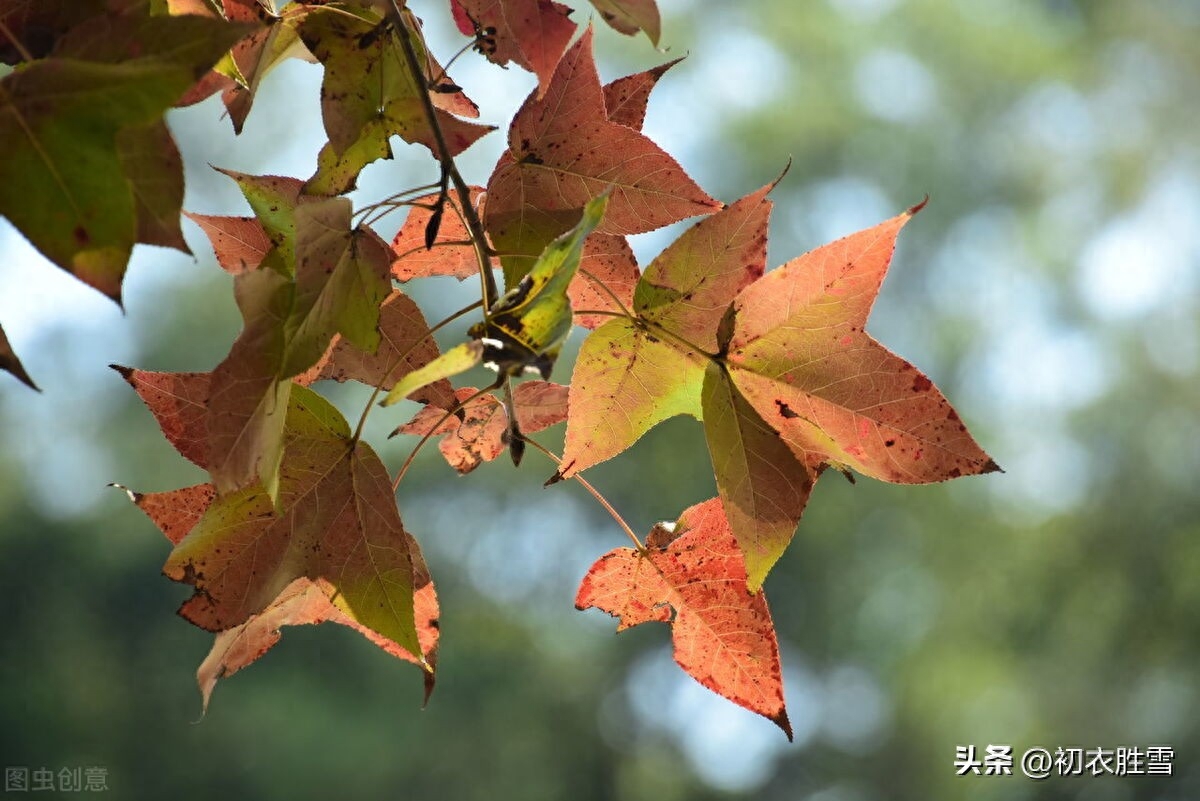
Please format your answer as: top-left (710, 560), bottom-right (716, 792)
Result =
top-left (521, 436), bottom-right (644, 551)
top-left (387, 1), bottom-right (499, 311)
top-left (350, 298), bottom-right (483, 445)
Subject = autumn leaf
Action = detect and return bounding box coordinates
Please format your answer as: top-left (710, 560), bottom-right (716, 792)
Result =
top-left (298, 4), bottom-right (493, 196)
top-left (167, 0), bottom-right (312, 132)
top-left (0, 323), bottom-right (38, 391)
top-left (601, 57), bottom-right (680, 131)
top-left (561, 180), bottom-right (776, 477)
top-left (195, 565), bottom-right (439, 713)
top-left (300, 289), bottom-right (457, 410)
top-left (163, 384), bottom-right (423, 659)
top-left (450, 0), bottom-right (576, 97)
top-left (203, 173), bottom-right (392, 494)
top-left (484, 27), bottom-right (719, 285)
top-left (184, 212), bottom-right (272, 275)
top-left (390, 187), bottom-right (483, 282)
top-left (116, 120), bottom-right (190, 252)
top-left (112, 367), bottom-right (211, 469)
top-left (576, 497), bottom-right (792, 739)
top-left (120, 483), bottom-right (439, 711)
top-left (562, 191), bottom-right (998, 587)
top-left (119, 483), bottom-right (217, 547)
top-left (588, 0), bottom-right (661, 45)
top-left (396, 382), bottom-right (568, 473)
top-left (723, 201), bottom-right (1000, 486)
top-left (701, 362), bottom-right (815, 589)
top-left (0, 12), bottom-right (249, 302)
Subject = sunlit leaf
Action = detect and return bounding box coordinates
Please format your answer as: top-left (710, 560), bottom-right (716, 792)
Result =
top-left (576, 497), bottom-right (792, 738)
top-left (485, 27), bottom-right (718, 284)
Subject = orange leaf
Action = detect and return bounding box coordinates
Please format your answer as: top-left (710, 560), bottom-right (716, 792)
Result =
top-left (390, 187), bottom-right (483, 282)
top-left (568, 233), bottom-right (639, 329)
top-left (601, 58), bottom-right (680, 131)
top-left (484, 27), bottom-right (718, 284)
top-left (451, 0), bottom-right (576, 97)
top-left (726, 200), bottom-right (1000, 484)
top-left (125, 482), bottom-right (438, 711)
top-left (576, 497), bottom-right (792, 739)
top-left (112, 366), bottom-right (211, 469)
top-left (184, 212), bottom-right (271, 275)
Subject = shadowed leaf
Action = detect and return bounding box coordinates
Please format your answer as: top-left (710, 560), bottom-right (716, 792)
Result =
top-left (701, 362), bottom-right (814, 590)
top-left (165, 385), bottom-right (422, 659)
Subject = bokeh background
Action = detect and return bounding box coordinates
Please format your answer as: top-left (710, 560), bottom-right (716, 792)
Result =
top-left (2, 0), bottom-right (1198, 799)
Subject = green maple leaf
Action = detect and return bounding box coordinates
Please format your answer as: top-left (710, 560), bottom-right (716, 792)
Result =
top-left (298, 3), bottom-right (493, 195)
top-left (204, 173), bottom-right (392, 495)
top-left (0, 10), bottom-right (249, 302)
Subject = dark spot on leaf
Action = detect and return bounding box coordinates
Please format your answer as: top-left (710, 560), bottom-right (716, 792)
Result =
top-left (912, 375), bottom-right (932, 392)
top-left (774, 400), bottom-right (799, 419)
top-left (73, 226), bottom-right (90, 246)
top-left (885, 439), bottom-right (895, 447)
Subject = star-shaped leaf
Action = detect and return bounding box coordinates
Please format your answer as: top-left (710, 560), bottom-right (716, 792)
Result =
top-left (576, 497), bottom-right (791, 738)
top-left (163, 384), bottom-right (423, 659)
top-left (563, 193), bottom-right (998, 588)
top-left (484, 27), bottom-right (718, 286)
top-left (299, 4), bottom-right (494, 196)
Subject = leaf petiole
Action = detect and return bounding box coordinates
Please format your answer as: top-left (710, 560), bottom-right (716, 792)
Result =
top-left (350, 298), bottom-right (484, 445)
top-left (521, 436), bottom-right (644, 551)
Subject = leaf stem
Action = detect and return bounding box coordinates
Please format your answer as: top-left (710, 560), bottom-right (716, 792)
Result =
top-left (388, 1), bottom-right (499, 311)
top-left (577, 267), bottom-right (636, 320)
top-left (350, 298), bottom-right (484, 445)
top-left (521, 436), bottom-right (644, 551)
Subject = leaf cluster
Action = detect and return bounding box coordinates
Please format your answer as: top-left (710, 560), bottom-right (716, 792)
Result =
top-left (0, 0), bottom-right (997, 736)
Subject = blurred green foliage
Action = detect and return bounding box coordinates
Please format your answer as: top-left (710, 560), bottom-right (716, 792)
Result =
top-left (2, 0), bottom-right (1199, 799)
